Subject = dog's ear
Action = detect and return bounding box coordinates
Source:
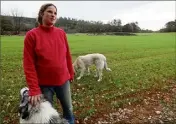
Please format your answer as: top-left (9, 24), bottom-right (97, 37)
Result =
top-left (19, 104), bottom-right (29, 119)
top-left (22, 111), bottom-right (29, 119)
top-left (19, 87), bottom-right (30, 119)
top-left (19, 96), bottom-right (29, 119)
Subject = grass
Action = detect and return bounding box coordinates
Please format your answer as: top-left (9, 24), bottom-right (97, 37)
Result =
top-left (0, 33), bottom-right (175, 123)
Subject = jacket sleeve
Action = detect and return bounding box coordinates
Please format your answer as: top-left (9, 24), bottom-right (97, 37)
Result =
top-left (23, 32), bottom-right (41, 96)
top-left (63, 32), bottom-right (74, 81)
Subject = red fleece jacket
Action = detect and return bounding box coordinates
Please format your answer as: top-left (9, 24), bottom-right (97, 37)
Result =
top-left (23, 25), bottom-right (74, 96)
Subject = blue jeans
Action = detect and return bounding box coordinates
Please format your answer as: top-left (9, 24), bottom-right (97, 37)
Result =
top-left (40, 81), bottom-right (75, 124)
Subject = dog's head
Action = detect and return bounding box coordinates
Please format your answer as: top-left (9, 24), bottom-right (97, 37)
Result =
top-left (18, 87), bottom-right (30, 119)
top-left (18, 87), bottom-right (69, 124)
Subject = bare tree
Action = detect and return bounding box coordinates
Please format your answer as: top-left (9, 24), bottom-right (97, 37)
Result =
top-left (10, 8), bottom-right (24, 34)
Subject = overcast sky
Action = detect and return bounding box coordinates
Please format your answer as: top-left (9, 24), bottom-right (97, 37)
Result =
top-left (1, 1), bottom-right (175, 31)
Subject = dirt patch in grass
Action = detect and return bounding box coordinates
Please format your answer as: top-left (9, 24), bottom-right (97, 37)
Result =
top-left (75, 79), bottom-right (176, 124)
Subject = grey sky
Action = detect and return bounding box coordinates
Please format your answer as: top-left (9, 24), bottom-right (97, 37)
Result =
top-left (1, 1), bottom-right (175, 31)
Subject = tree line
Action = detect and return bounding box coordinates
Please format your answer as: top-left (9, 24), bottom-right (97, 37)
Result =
top-left (159, 20), bottom-right (176, 32)
top-left (1, 11), bottom-right (175, 35)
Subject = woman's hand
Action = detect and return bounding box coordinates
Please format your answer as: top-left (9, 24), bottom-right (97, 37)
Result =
top-left (28, 94), bottom-right (42, 106)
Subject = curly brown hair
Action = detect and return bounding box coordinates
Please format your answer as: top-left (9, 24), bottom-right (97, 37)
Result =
top-left (37, 3), bottom-right (57, 25)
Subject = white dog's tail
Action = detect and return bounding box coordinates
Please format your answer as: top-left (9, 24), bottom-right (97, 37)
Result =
top-left (104, 60), bottom-right (112, 71)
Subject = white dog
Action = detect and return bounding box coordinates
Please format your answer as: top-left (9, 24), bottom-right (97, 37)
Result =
top-left (18, 87), bottom-right (68, 124)
top-left (73, 53), bottom-right (111, 82)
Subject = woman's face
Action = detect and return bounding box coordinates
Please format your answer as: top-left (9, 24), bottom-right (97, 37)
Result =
top-left (42, 5), bottom-right (57, 26)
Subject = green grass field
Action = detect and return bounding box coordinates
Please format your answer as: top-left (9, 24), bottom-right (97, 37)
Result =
top-left (1, 33), bottom-right (175, 123)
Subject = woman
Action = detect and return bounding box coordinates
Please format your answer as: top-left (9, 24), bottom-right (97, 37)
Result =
top-left (23, 3), bottom-right (75, 124)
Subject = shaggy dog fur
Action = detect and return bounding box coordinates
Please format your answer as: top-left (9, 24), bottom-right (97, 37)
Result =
top-left (18, 87), bottom-right (68, 124)
top-left (73, 53), bottom-right (111, 82)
